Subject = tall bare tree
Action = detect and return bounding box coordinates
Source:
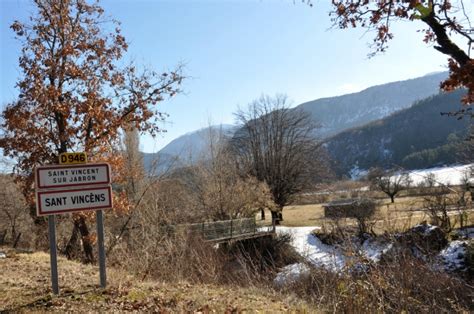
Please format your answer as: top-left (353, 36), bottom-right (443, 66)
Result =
top-left (230, 94), bottom-right (327, 223)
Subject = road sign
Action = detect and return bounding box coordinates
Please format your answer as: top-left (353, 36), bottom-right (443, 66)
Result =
top-left (36, 186), bottom-right (113, 216)
top-left (59, 152), bottom-right (87, 164)
top-left (36, 163), bottom-right (111, 189)
top-left (35, 159), bottom-right (112, 294)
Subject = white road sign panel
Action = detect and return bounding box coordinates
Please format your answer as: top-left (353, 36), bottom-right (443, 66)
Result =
top-left (36, 163), bottom-right (110, 189)
top-left (36, 186), bottom-right (113, 216)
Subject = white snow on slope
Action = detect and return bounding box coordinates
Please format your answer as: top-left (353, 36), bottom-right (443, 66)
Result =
top-left (394, 164), bottom-right (473, 187)
top-left (277, 226), bottom-right (345, 271)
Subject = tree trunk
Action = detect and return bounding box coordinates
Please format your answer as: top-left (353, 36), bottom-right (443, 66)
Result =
top-left (76, 216), bottom-right (94, 263)
top-left (390, 195), bottom-right (395, 203)
top-left (260, 208), bottom-right (265, 220)
top-left (29, 204), bottom-right (46, 226)
top-left (0, 230), bottom-right (6, 245)
top-left (13, 232), bottom-right (21, 248)
top-left (271, 211), bottom-right (280, 225)
top-left (11, 225), bottom-right (16, 247)
top-left (63, 223), bottom-right (80, 259)
top-left (278, 212), bottom-right (283, 221)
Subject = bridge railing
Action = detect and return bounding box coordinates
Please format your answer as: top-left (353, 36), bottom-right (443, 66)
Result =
top-left (187, 218), bottom-right (258, 241)
top-left (158, 217), bottom-right (274, 242)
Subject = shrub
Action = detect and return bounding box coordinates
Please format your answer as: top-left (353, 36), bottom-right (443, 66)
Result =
top-left (280, 253), bottom-right (472, 312)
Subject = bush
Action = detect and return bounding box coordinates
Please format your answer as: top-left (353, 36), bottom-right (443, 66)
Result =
top-left (279, 253), bottom-right (472, 312)
top-left (324, 198), bottom-right (377, 238)
top-left (222, 233), bottom-right (300, 284)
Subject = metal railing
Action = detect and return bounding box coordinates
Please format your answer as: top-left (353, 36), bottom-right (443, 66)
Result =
top-left (161, 218), bottom-right (274, 242)
top-left (155, 217), bottom-right (275, 243)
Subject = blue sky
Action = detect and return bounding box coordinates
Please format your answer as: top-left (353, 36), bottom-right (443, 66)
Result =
top-left (1, 0), bottom-right (463, 153)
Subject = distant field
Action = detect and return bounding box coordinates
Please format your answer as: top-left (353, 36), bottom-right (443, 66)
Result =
top-left (258, 194), bottom-right (474, 233)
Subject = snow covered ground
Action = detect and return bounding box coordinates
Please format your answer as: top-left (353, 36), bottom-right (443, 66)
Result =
top-left (274, 226), bottom-right (391, 284)
top-left (360, 239), bottom-right (393, 263)
top-left (276, 226), bottom-right (394, 270)
top-left (439, 241), bottom-right (469, 272)
top-left (394, 164), bottom-right (473, 186)
top-left (274, 224), bottom-right (471, 285)
top-left (276, 226), bottom-right (345, 271)
top-left (274, 263), bottom-right (310, 286)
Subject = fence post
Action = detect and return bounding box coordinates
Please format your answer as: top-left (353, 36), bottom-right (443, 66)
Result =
top-left (230, 219), bottom-right (233, 238)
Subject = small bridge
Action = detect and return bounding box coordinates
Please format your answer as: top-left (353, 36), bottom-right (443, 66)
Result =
top-left (185, 218), bottom-right (275, 244)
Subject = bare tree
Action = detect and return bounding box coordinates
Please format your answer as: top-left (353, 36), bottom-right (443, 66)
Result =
top-left (188, 125), bottom-right (276, 221)
top-left (456, 166), bottom-right (473, 227)
top-left (367, 167), bottom-right (411, 203)
top-left (0, 175), bottom-right (28, 247)
top-left (424, 192), bottom-right (452, 233)
top-left (423, 172), bottom-right (437, 189)
top-left (122, 126), bottom-right (145, 204)
top-left (230, 94), bottom-right (327, 223)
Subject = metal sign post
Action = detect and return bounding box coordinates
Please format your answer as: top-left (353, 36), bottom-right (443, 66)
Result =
top-left (48, 215), bottom-right (59, 295)
top-left (96, 210), bottom-right (107, 288)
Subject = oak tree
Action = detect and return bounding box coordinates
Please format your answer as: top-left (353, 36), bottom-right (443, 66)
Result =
top-left (0, 0), bottom-right (183, 262)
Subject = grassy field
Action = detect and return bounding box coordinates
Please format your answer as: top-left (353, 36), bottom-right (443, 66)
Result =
top-left (0, 248), bottom-right (309, 312)
top-left (258, 194), bottom-right (474, 232)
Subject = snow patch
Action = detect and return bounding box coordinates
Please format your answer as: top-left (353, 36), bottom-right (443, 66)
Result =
top-left (360, 239), bottom-right (393, 263)
top-left (349, 165), bottom-right (368, 180)
top-left (394, 164), bottom-right (473, 187)
top-left (439, 240), bottom-right (468, 272)
top-left (277, 226), bottom-right (346, 271)
top-left (412, 223), bottom-right (439, 236)
top-left (274, 263), bottom-right (310, 286)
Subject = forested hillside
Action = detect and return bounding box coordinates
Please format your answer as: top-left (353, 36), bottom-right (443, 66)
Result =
top-left (296, 72), bottom-right (447, 137)
top-left (325, 89), bottom-right (471, 177)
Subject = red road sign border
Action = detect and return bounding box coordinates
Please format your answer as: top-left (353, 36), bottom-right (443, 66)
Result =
top-left (36, 186), bottom-right (113, 216)
top-left (36, 163), bottom-right (111, 189)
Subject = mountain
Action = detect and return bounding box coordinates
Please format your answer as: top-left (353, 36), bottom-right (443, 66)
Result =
top-left (143, 72), bottom-right (452, 175)
top-left (324, 89), bottom-right (471, 178)
top-left (144, 124), bottom-right (237, 174)
top-left (296, 72), bottom-right (448, 137)
top-left (142, 151), bottom-right (185, 176)
top-left (159, 124), bottom-right (236, 158)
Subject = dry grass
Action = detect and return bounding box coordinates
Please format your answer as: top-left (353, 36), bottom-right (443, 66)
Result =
top-left (259, 194), bottom-right (474, 233)
top-left (281, 254), bottom-right (473, 313)
top-left (275, 204), bottom-right (325, 227)
top-left (0, 247), bottom-right (309, 312)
